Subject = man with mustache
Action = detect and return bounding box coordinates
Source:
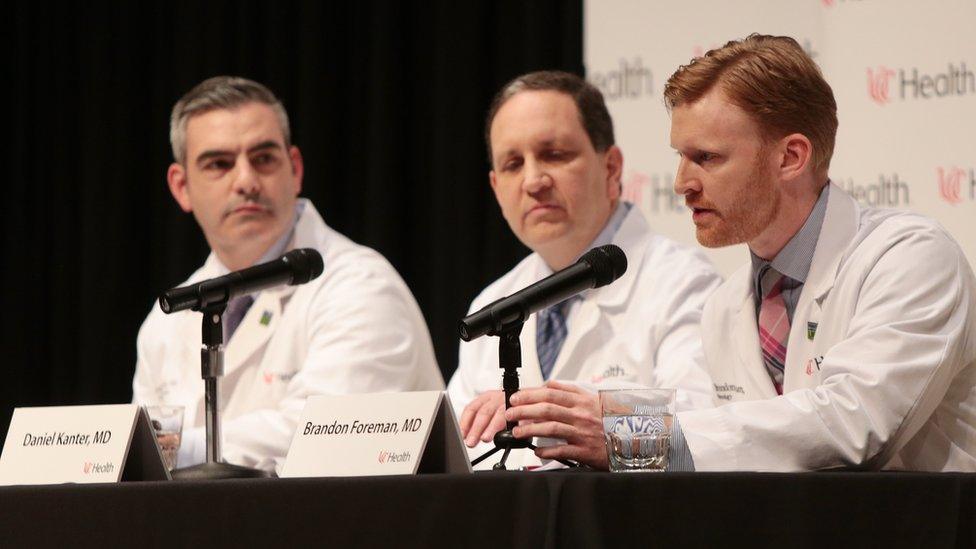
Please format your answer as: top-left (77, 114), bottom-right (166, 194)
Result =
top-left (447, 71), bottom-right (722, 469)
top-left (510, 35), bottom-right (976, 471)
top-left (133, 76), bottom-right (443, 472)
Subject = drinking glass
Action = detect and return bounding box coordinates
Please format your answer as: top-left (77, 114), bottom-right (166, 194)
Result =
top-left (599, 388), bottom-right (675, 472)
top-left (147, 405), bottom-right (184, 471)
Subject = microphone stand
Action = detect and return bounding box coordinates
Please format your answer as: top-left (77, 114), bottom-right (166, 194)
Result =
top-left (469, 321), bottom-right (577, 470)
top-left (171, 302), bottom-right (270, 480)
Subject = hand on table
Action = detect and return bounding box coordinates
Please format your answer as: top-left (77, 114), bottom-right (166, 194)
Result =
top-left (458, 390), bottom-right (507, 448)
top-left (506, 380), bottom-right (608, 470)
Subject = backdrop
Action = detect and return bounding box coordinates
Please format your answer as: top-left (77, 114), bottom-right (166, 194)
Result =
top-left (2, 1), bottom-right (583, 440)
top-left (585, 0), bottom-right (976, 275)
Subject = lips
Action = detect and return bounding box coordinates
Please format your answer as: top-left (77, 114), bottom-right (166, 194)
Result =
top-left (687, 203), bottom-right (718, 223)
top-left (228, 203), bottom-right (269, 217)
top-left (525, 203), bottom-right (563, 220)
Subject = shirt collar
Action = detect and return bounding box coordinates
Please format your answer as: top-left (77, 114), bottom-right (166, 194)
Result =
top-left (750, 184), bottom-right (829, 284)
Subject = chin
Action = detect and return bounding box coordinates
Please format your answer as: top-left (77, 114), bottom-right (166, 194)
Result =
top-left (695, 227), bottom-right (744, 249)
top-left (521, 226), bottom-right (571, 250)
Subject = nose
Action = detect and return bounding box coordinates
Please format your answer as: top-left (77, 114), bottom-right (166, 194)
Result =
top-left (231, 155), bottom-right (261, 196)
top-left (521, 158), bottom-right (552, 194)
top-left (673, 157), bottom-right (701, 196)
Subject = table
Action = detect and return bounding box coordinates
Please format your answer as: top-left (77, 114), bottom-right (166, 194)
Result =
top-left (1, 471), bottom-right (973, 548)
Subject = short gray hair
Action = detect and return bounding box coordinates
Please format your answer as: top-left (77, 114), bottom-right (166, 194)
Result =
top-left (169, 76), bottom-right (291, 165)
top-left (485, 70), bottom-right (615, 163)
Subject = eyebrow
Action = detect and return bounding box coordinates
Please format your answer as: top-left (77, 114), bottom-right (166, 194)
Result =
top-left (247, 140), bottom-right (283, 155)
top-left (194, 140), bottom-right (284, 166)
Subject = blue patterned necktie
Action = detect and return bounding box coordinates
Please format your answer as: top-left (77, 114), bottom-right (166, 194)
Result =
top-left (223, 295), bottom-right (255, 342)
top-left (537, 299), bottom-right (572, 380)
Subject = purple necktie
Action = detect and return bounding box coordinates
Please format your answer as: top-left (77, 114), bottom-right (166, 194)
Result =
top-left (223, 295), bottom-right (254, 342)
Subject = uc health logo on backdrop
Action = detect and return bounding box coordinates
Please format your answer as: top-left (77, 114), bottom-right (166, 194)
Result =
top-left (836, 174), bottom-right (911, 207)
top-left (589, 58), bottom-right (655, 101)
top-left (868, 62), bottom-right (975, 105)
top-left (937, 166), bottom-right (976, 205)
top-left (622, 171), bottom-right (684, 215)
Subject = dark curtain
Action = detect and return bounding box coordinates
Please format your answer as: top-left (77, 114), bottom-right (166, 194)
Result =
top-left (2, 1), bottom-right (583, 440)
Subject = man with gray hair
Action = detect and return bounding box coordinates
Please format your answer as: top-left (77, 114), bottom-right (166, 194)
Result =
top-left (447, 70), bottom-right (722, 469)
top-left (133, 76), bottom-right (443, 472)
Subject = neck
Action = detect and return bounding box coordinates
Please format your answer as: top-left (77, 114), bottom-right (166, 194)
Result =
top-left (214, 240), bottom-right (275, 271)
top-left (749, 179), bottom-right (823, 260)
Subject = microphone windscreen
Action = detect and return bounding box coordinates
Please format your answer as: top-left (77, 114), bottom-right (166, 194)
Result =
top-left (579, 244), bottom-right (627, 287)
top-left (283, 248), bottom-right (325, 284)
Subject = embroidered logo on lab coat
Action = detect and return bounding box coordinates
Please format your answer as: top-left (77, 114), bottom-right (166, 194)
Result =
top-left (714, 382), bottom-right (747, 401)
top-left (590, 364), bottom-right (627, 383)
top-left (807, 322), bottom-right (818, 340)
top-left (262, 371), bottom-right (296, 385)
top-left (259, 311), bottom-right (273, 326)
top-left (805, 356), bottom-right (824, 375)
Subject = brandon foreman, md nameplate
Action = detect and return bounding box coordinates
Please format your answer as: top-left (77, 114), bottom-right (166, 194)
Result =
top-left (302, 417), bottom-right (425, 437)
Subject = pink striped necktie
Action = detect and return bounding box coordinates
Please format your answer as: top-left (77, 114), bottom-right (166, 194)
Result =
top-left (758, 268), bottom-right (789, 395)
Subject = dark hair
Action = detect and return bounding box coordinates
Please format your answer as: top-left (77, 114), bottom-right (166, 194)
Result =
top-left (484, 70), bottom-right (615, 163)
top-left (170, 76), bottom-right (290, 165)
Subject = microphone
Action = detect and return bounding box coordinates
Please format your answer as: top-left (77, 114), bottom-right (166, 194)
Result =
top-left (159, 248), bottom-right (325, 314)
top-left (459, 244), bottom-right (627, 341)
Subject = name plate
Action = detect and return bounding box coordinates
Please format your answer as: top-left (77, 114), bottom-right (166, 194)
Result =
top-left (0, 404), bottom-right (168, 485)
top-left (281, 391), bottom-right (471, 477)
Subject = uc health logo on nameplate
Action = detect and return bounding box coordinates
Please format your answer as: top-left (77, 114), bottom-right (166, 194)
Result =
top-left (281, 391), bottom-right (446, 478)
top-left (0, 404), bottom-right (140, 486)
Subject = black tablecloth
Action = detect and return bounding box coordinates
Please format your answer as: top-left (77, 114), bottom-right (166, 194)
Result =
top-left (1, 472), bottom-right (973, 548)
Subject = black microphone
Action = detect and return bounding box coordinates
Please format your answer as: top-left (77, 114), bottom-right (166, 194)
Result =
top-left (159, 248), bottom-right (325, 314)
top-left (459, 244), bottom-right (627, 341)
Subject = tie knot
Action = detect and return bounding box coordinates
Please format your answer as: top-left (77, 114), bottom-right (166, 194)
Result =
top-left (226, 295), bottom-right (254, 315)
top-left (544, 297), bottom-right (575, 320)
top-left (223, 295), bottom-right (255, 341)
top-left (760, 266), bottom-right (786, 299)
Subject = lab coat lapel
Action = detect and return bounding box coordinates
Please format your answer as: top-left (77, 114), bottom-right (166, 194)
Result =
top-left (547, 207), bottom-right (646, 380)
top-left (222, 288), bottom-right (289, 378)
top-left (549, 298), bottom-right (598, 380)
top-left (520, 313), bottom-right (544, 388)
top-left (729, 283), bottom-right (780, 398)
top-left (783, 184), bottom-right (858, 390)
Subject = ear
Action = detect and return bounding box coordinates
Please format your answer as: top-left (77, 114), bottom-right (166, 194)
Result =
top-left (167, 163), bottom-right (193, 213)
top-left (489, 169), bottom-right (499, 191)
top-left (604, 145), bottom-right (624, 201)
top-left (289, 145), bottom-right (304, 195)
top-left (777, 133), bottom-right (813, 182)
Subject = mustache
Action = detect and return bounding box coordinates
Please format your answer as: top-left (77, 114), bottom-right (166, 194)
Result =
top-left (684, 193), bottom-right (716, 211)
top-left (222, 196), bottom-right (274, 216)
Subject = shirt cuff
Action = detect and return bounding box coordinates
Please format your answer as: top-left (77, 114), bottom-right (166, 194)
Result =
top-left (668, 416), bottom-right (696, 472)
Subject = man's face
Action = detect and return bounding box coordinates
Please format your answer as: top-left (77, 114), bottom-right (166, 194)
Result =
top-left (670, 87), bottom-right (779, 249)
top-left (489, 90), bottom-right (621, 266)
top-left (168, 102), bottom-right (303, 263)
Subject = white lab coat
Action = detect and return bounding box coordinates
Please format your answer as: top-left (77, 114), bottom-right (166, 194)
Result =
top-left (448, 206), bottom-right (723, 469)
top-left (679, 184), bottom-right (976, 472)
top-left (133, 199), bottom-right (444, 471)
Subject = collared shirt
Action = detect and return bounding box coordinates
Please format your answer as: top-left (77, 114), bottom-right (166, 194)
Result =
top-left (749, 184), bottom-right (830, 322)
